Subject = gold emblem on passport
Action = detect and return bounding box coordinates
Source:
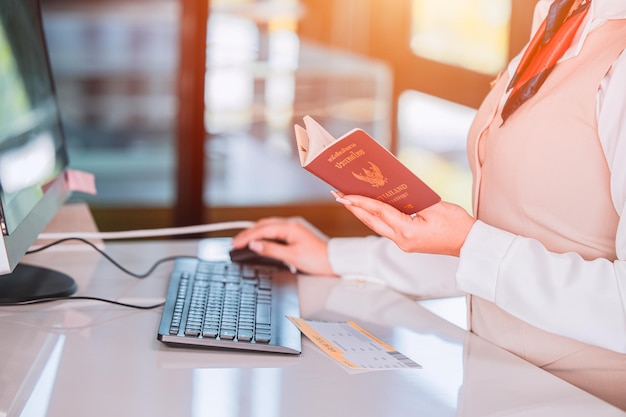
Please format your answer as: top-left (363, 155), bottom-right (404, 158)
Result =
top-left (352, 162), bottom-right (387, 187)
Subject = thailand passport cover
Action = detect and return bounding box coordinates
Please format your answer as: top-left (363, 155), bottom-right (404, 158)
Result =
top-left (295, 115), bottom-right (440, 214)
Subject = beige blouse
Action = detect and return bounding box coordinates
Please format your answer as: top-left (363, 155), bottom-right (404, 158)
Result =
top-left (466, 18), bottom-right (626, 409)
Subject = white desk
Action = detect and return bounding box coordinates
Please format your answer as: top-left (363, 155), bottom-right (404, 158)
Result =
top-left (1, 229), bottom-right (625, 416)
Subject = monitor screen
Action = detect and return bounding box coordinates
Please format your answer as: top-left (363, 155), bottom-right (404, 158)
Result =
top-left (0, 0), bottom-right (75, 302)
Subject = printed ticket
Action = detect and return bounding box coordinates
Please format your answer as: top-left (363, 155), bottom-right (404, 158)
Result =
top-left (287, 316), bottom-right (421, 370)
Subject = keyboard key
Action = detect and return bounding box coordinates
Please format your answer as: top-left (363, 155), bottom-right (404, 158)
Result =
top-left (237, 329), bottom-right (253, 341)
top-left (255, 332), bottom-right (271, 343)
top-left (256, 323), bottom-right (271, 332)
top-left (220, 329), bottom-right (236, 340)
top-left (256, 304), bottom-right (271, 325)
top-left (203, 328), bottom-right (218, 338)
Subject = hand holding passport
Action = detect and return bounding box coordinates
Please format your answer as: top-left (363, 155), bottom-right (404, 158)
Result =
top-left (294, 116), bottom-right (440, 215)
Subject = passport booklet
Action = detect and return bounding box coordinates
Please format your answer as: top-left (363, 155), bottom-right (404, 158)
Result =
top-left (294, 115), bottom-right (440, 214)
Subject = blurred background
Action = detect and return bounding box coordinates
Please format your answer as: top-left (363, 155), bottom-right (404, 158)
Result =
top-left (39, 0), bottom-right (534, 237)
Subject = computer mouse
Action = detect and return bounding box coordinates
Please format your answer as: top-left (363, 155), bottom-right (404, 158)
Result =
top-left (229, 243), bottom-right (289, 269)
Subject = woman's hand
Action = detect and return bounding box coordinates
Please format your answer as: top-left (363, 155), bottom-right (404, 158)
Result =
top-left (231, 217), bottom-right (337, 276)
top-left (333, 191), bottom-right (475, 257)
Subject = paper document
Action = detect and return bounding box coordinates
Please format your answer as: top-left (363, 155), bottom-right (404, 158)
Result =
top-left (288, 317), bottom-right (421, 370)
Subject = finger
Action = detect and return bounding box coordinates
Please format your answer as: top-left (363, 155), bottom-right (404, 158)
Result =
top-left (249, 239), bottom-right (287, 258)
top-left (333, 194), bottom-right (388, 231)
top-left (231, 218), bottom-right (290, 248)
top-left (338, 195), bottom-right (411, 239)
top-left (331, 190), bottom-right (352, 205)
top-left (288, 216), bottom-right (328, 241)
top-left (344, 203), bottom-right (397, 238)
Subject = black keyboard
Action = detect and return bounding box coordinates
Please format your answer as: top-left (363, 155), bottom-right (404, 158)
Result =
top-left (157, 258), bottom-right (301, 354)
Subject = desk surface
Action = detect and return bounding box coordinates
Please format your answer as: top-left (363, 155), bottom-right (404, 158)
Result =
top-left (1, 237), bottom-right (625, 417)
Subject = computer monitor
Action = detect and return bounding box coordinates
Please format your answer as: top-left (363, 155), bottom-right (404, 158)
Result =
top-left (0, 0), bottom-right (76, 302)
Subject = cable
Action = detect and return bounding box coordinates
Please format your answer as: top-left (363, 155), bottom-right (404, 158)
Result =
top-left (0, 296), bottom-right (165, 310)
top-left (27, 236), bottom-right (196, 278)
top-left (16, 221), bottom-right (256, 309)
top-left (36, 220), bottom-right (255, 241)
top-left (17, 236), bottom-right (197, 309)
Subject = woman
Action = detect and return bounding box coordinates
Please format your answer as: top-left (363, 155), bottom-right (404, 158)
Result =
top-left (233, 0), bottom-right (626, 409)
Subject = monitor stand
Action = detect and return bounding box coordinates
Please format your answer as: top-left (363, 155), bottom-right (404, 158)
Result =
top-left (0, 263), bottom-right (77, 303)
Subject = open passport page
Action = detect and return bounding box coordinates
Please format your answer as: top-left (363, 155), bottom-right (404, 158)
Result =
top-left (295, 115), bottom-right (441, 215)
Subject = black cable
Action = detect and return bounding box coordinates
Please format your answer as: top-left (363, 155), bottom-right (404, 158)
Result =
top-left (0, 296), bottom-right (165, 309)
top-left (27, 237), bottom-right (197, 278)
top-left (13, 236), bottom-right (200, 309)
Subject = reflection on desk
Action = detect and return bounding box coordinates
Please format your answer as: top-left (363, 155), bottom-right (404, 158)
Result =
top-left (1, 239), bottom-right (624, 417)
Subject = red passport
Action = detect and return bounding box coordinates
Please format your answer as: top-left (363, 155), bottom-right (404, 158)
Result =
top-left (295, 116), bottom-right (440, 214)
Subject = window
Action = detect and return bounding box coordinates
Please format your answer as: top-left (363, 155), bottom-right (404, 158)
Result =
top-left (410, 0), bottom-right (511, 75)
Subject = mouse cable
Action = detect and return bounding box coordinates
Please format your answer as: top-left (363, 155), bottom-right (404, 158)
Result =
top-left (26, 236), bottom-right (197, 279)
top-left (5, 237), bottom-right (197, 309)
top-left (0, 296), bottom-right (165, 310)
